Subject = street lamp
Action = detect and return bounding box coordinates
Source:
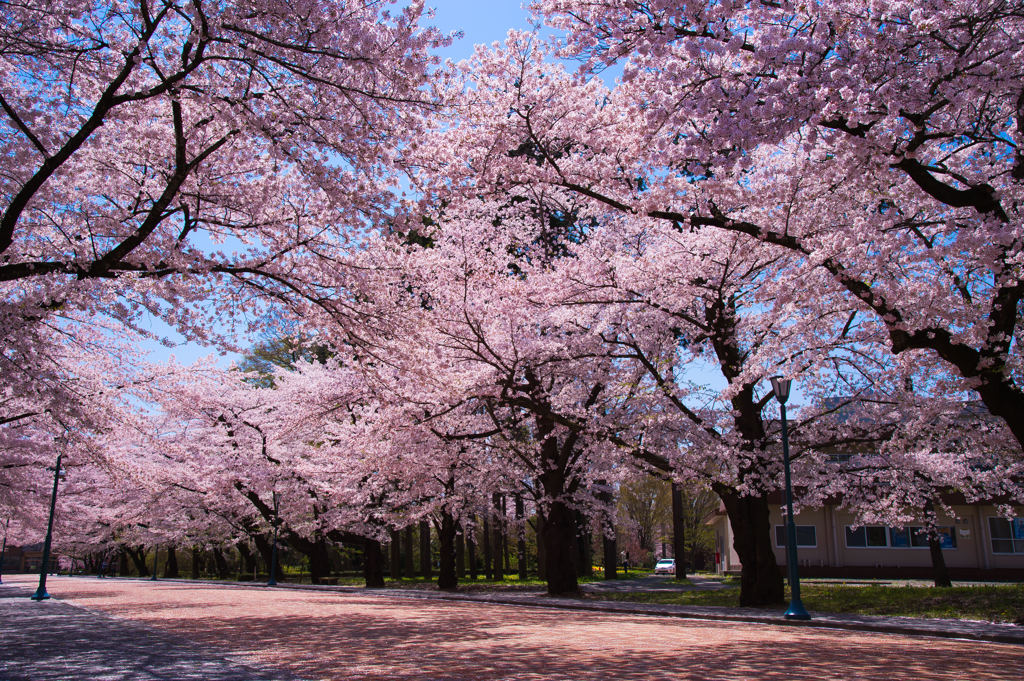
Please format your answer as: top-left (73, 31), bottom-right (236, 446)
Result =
top-left (267, 491), bottom-right (280, 586)
top-left (31, 453), bottom-right (65, 601)
top-left (770, 376), bottom-right (811, 621)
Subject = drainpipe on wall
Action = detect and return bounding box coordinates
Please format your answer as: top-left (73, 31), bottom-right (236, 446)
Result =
top-left (830, 505), bottom-right (842, 568)
top-left (976, 505), bottom-right (990, 569)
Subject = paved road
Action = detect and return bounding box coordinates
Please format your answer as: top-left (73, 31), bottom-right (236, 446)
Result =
top-left (3, 575), bottom-right (1023, 680)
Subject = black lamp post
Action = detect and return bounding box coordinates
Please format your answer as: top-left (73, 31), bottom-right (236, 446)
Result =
top-left (770, 376), bottom-right (811, 621)
top-left (31, 453), bottom-right (65, 601)
top-left (0, 516), bottom-right (9, 585)
top-left (268, 491), bottom-right (280, 586)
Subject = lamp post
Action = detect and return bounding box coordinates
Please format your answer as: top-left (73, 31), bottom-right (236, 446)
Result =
top-left (770, 376), bottom-right (811, 621)
top-left (0, 516), bottom-right (9, 585)
top-left (31, 453), bottom-right (65, 601)
top-left (268, 491), bottom-right (280, 586)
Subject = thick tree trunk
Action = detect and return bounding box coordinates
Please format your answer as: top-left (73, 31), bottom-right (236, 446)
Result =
top-left (404, 526), bottom-right (415, 578)
top-left (212, 547), bottom-right (229, 579)
top-left (516, 494), bottom-right (528, 580)
top-left (437, 511), bottom-right (458, 590)
top-left (363, 539), bottom-right (385, 588)
top-left (715, 485), bottom-right (785, 606)
top-left (482, 517), bottom-right (492, 579)
top-left (456, 522), bottom-right (466, 578)
top-left (420, 520), bottom-right (432, 580)
top-left (541, 498), bottom-right (578, 594)
top-left (126, 546), bottom-right (150, 577)
top-left (389, 529), bottom-right (400, 579)
top-left (672, 483), bottom-right (688, 580)
top-left (164, 546), bottom-right (179, 578)
top-left (118, 550), bottom-right (130, 577)
top-left (924, 500), bottom-right (953, 587)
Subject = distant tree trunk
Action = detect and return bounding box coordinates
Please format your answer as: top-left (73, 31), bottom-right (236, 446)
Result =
top-left (164, 546), bottom-right (179, 578)
top-left (252, 534), bottom-right (284, 582)
top-left (515, 494), bottom-right (528, 581)
top-left (603, 533), bottom-right (617, 580)
top-left (286, 536), bottom-right (332, 584)
top-left (212, 548), bottom-right (229, 579)
top-left (501, 495), bottom-right (511, 575)
top-left (467, 526), bottom-right (478, 580)
top-left (535, 513), bottom-right (547, 581)
top-left (126, 546), bottom-right (150, 577)
top-left (420, 520), bottom-right (432, 580)
top-left (714, 485), bottom-right (785, 606)
top-left (492, 495), bottom-right (504, 581)
top-left (436, 511), bottom-right (458, 590)
top-left (190, 546), bottom-right (203, 579)
top-left (672, 483), bottom-right (688, 580)
top-left (482, 517), bottom-right (493, 579)
top-left (237, 542), bottom-right (257, 576)
top-left (925, 500), bottom-right (953, 588)
top-left (118, 549), bottom-right (130, 577)
top-left (390, 529), bottom-right (401, 579)
top-left (404, 526), bottom-right (415, 578)
top-left (363, 539), bottom-right (385, 588)
top-left (456, 521), bottom-right (466, 578)
top-left (569, 513), bottom-right (581, 576)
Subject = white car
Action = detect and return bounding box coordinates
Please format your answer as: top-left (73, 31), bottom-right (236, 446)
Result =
top-left (654, 558), bottom-right (676, 575)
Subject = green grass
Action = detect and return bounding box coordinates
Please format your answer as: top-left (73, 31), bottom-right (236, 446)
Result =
top-left (584, 583), bottom-right (1024, 624)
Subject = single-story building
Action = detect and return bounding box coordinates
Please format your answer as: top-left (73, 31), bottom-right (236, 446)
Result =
top-left (705, 492), bottom-right (1024, 580)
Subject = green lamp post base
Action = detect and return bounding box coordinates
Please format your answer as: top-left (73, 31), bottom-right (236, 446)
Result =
top-left (784, 599), bottom-right (811, 620)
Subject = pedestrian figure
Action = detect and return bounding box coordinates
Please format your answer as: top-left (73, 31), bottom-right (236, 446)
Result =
top-left (98, 560), bottom-right (107, 579)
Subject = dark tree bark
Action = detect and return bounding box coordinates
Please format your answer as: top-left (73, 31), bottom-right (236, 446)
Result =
top-left (575, 510), bottom-right (592, 578)
top-left (236, 542), bottom-right (257, 576)
top-left (126, 546), bottom-right (150, 577)
top-left (404, 526), bottom-right (415, 578)
top-left (492, 494), bottom-right (504, 581)
top-left (501, 495), bottom-right (510, 575)
top-left (535, 513), bottom-right (547, 581)
top-left (420, 520), bottom-right (432, 580)
top-left (118, 549), bottom-right (130, 577)
top-left (212, 547), bottom-right (229, 579)
top-left (482, 517), bottom-right (493, 579)
top-left (284, 535), bottom-right (332, 583)
top-left (467, 526), bottom-right (478, 580)
top-left (672, 483), bottom-right (688, 580)
top-left (924, 500), bottom-right (953, 588)
top-left (164, 546), bottom-right (179, 578)
top-left (456, 521), bottom-right (466, 578)
top-left (252, 534), bottom-right (285, 582)
top-left (190, 546), bottom-right (203, 579)
top-left (541, 497), bottom-right (579, 594)
top-left (389, 529), bottom-right (401, 579)
top-left (436, 510), bottom-right (458, 590)
top-left (363, 539), bottom-right (385, 588)
top-left (715, 486), bottom-right (785, 606)
top-left (515, 494), bottom-right (528, 580)
top-left (603, 533), bottom-right (617, 580)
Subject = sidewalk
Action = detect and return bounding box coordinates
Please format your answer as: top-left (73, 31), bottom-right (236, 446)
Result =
top-left (142, 575), bottom-right (1024, 646)
top-left (0, 583), bottom-right (301, 681)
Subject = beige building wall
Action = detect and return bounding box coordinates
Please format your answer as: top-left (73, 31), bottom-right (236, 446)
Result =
top-left (706, 502), bottom-right (1024, 572)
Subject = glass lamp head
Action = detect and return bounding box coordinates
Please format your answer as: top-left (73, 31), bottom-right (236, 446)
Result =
top-left (769, 375), bottom-right (792, 404)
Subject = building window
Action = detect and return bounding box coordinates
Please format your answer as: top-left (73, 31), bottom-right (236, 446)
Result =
top-left (847, 525), bottom-right (956, 549)
top-left (775, 525), bottom-right (817, 548)
top-left (845, 525), bottom-right (888, 547)
top-left (988, 518), bottom-right (1024, 554)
